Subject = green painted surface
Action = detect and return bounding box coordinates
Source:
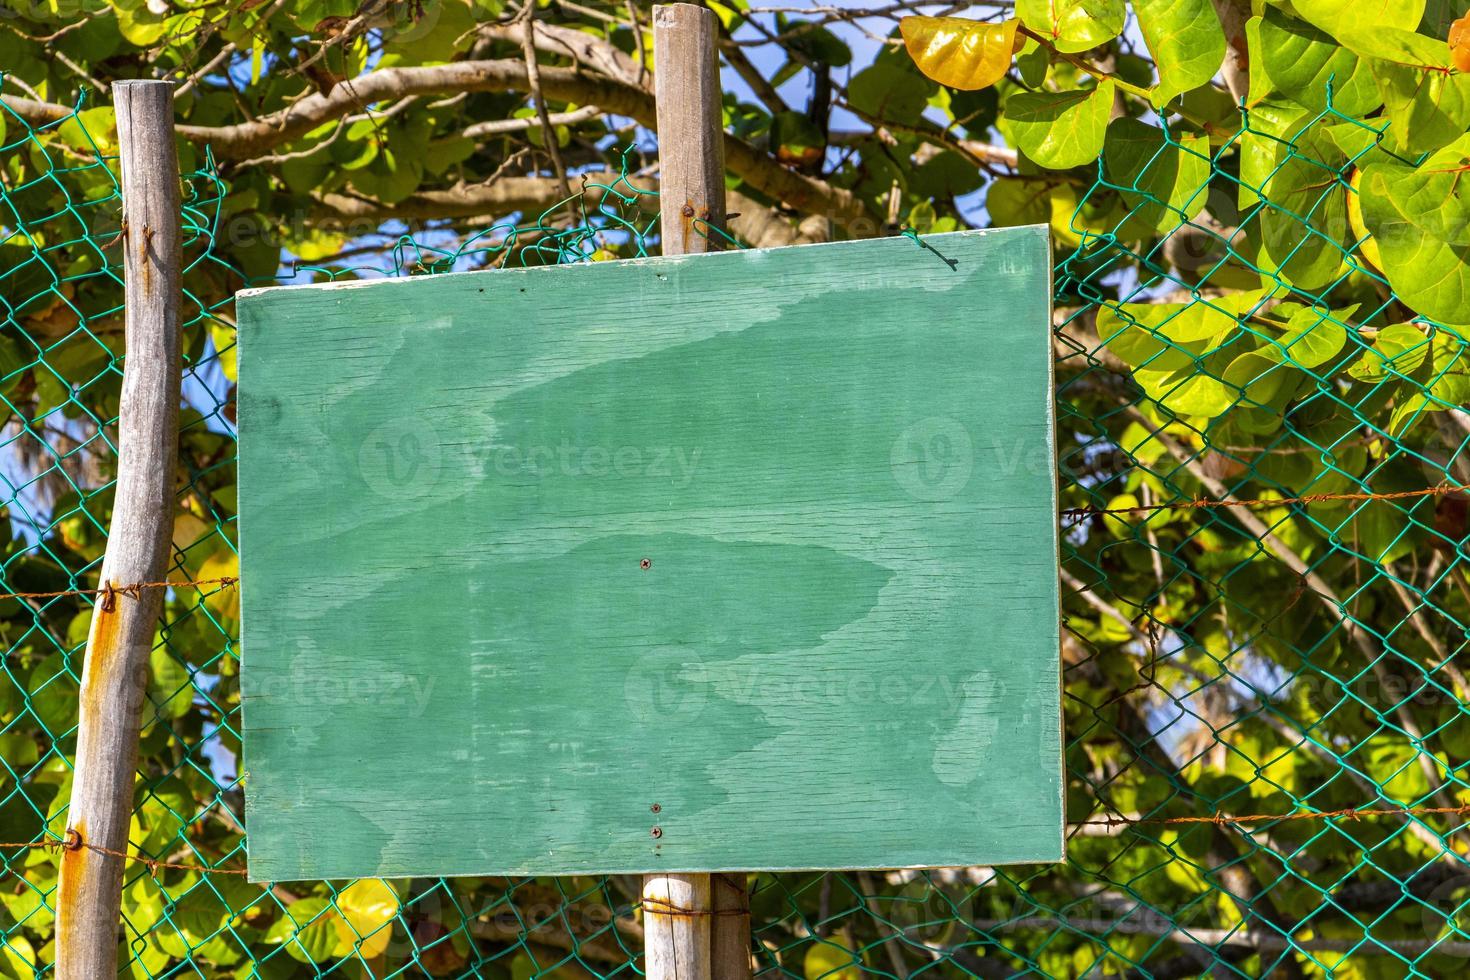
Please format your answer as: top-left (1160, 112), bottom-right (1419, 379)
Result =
top-left (238, 227), bottom-right (1062, 881)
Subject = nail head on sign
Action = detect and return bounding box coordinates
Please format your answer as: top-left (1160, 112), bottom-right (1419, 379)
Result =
top-left (650, 826), bottom-right (663, 839)
top-left (640, 558), bottom-right (652, 570)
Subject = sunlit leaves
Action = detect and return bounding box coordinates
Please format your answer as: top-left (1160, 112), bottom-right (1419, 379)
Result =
top-left (1256, 8), bottom-right (1380, 115)
top-left (1097, 298), bottom-right (1241, 372)
top-left (333, 879), bottom-right (401, 959)
top-left (900, 16), bottom-right (1021, 91)
top-left (1349, 323), bottom-right (1432, 380)
top-left (1291, 0), bottom-right (1426, 35)
top-left (1133, 0), bottom-right (1225, 105)
top-left (1342, 27), bottom-right (1470, 153)
top-left (1260, 304), bottom-right (1356, 369)
top-left (265, 897), bottom-right (340, 963)
top-left (1016, 0), bottom-right (1125, 53)
top-left (1346, 168), bottom-right (1383, 272)
top-left (1258, 126), bottom-right (1349, 289)
top-left (1006, 81), bottom-right (1115, 169)
top-left (1222, 350), bottom-right (1296, 407)
top-left (1360, 134), bottom-right (1470, 325)
top-left (804, 933), bottom-right (863, 980)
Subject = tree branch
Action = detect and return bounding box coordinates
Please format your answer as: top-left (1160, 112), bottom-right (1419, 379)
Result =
top-left (479, 19), bottom-right (648, 90)
top-left (0, 61), bottom-right (872, 228)
top-left (311, 174), bottom-right (827, 249)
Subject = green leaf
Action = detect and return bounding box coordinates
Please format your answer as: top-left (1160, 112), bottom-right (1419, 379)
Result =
top-left (986, 178), bottom-right (1085, 247)
top-left (1258, 124), bottom-right (1348, 289)
top-left (1, 934), bottom-right (35, 979)
top-left (1343, 26), bottom-right (1470, 153)
top-left (1222, 350), bottom-right (1296, 407)
top-left (423, 135), bottom-right (475, 176)
top-left (56, 107), bottom-right (116, 152)
top-left (1016, 0), bottom-right (1125, 53)
top-left (771, 111), bottom-right (826, 168)
top-left (986, 176), bottom-right (1055, 227)
top-left (1015, 37), bottom-right (1051, 88)
top-left (114, 0), bottom-right (169, 46)
top-left (1262, 304), bottom-right (1356, 369)
top-left (1097, 298), bottom-right (1240, 371)
top-left (382, 0), bottom-right (477, 64)
top-left (1102, 118), bottom-right (1211, 234)
top-left (1236, 100), bottom-right (1307, 213)
top-left (1133, 0), bottom-right (1225, 105)
top-left (1360, 134), bottom-right (1470, 325)
top-left (148, 647), bottom-right (192, 721)
top-left (1292, 0), bottom-right (1426, 35)
top-left (265, 897), bottom-right (339, 963)
top-left (1348, 323), bottom-right (1431, 380)
top-left (849, 60), bottom-right (936, 121)
top-left (782, 19), bottom-right (852, 67)
top-left (949, 86), bottom-right (1001, 136)
top-left (912, 150), bottom-right (986, 197)
top-left (1005, 80), bottom-right (1114, 169)
top-left (1257, 8), bottom-right (1380, 116)
top-left (1427, 331), bottom-right (1470, 405)
top-left (1137, 363), bottom-right (1237, 417)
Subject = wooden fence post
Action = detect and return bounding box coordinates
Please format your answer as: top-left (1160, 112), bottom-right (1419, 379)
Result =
top-left (642, 7), bottom-right (747, 980)
top-left (56, 79), bottom-right (182, 978)
top-left (654, 2), bottom-right (726, 255)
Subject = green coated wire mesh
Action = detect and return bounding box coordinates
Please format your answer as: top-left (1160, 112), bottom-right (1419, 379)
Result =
top-left (2, 87), bottom-right (1469, 980)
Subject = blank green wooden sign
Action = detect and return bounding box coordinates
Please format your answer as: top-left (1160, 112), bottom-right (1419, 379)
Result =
top-left (238, 227), bottom-right (1062, 882)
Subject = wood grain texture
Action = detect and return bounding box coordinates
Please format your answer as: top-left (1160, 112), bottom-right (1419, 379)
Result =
top-left (654, 4), bottom-right (725, 254)
top-left (238, 227), bottom-right (1062, 881)
top-left (58, 79), bottom-right (183, 976)
top-left (652, 12), bottom-right (727, 978)
top-left (644, 873), bottom-right (711, 980)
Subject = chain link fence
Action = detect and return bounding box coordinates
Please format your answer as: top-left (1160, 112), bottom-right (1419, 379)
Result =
top-left (1, 89), bottom-right (1468, 978)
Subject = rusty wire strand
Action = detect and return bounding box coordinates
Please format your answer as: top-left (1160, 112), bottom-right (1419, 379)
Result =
top-left (0, 577), bottom-right (238, 604)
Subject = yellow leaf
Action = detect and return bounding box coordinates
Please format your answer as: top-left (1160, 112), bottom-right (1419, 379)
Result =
top-left (803, 932), bottom-right (863, 980)
top-left (1348, 168), bottom-right (1382, 272)
top-left (1450, 12), bottom-right (1470, 72)
top-left (900, 16), bottom-right (1022, 91)
top-left (332, 879), bottom-right (400, 960)
top-left (197, 550), bottom-right (240, 621)
top-left (211, 320), bottom-right (238, 382)
top-left (171, 512), bottom-right (212, 554)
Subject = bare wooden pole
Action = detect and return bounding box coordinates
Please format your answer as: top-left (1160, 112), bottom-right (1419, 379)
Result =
top-left (654, 2), bottom-right (727, 255)
top-left (642, 8), bottom-right (744, 980)
top-left (57, 79), bottom-right (182, 979)
top-left (712, 874), bottom-right (753, 980)
top-left (643, 872), bottom-right (713, 980)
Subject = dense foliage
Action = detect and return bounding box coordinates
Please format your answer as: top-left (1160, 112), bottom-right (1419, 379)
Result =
top-left (0, 0), bottom-right (1469, 977)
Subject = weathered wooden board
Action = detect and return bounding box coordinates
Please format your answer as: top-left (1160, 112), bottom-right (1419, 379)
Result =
top-left (238, 227), bottom-right (1062, 882)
